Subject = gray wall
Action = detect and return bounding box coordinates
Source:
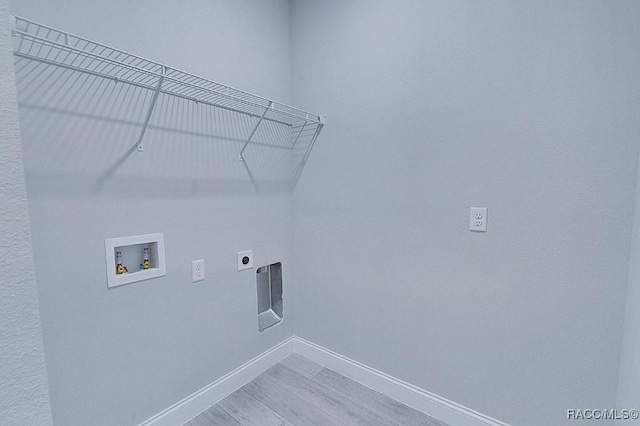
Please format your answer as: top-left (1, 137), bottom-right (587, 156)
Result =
top-left (0, 0), bottom-right (53, 423)
top-left (290, 1), bottom-right (640, 425)
top-left (10, 0), bottom-right (295, 424)
top-left (617, 154), bottom-right (640, 424)
top-left (8, 1), bottom-right (640, 424)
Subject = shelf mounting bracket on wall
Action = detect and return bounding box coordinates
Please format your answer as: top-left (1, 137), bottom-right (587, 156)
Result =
top-left (136, 66), bottom-right (165, 152)
top-left (293, 115), bottom-right (325, 184)
top-left (291, 115), bottom-right (309, 149)
top-left (239, 101), bottom-right (273, 161)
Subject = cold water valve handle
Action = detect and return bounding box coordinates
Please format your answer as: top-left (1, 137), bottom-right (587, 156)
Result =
top-left (142, 247), bottom-right (150, 270)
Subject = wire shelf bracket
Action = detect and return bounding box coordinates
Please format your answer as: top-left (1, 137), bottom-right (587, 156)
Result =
top-left (11, 15), bottom-right (325, 177)
top-left (137, 66), bottom-right (165, 152)
top-left (240, 101), bottom-right (273, 161)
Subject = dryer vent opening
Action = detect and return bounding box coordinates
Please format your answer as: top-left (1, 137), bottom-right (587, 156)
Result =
top-left (256, 262), bottom-right (282, 332)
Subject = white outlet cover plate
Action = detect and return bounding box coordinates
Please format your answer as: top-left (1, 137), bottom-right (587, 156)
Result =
top-left (192, 259), bottom-right (205, 282)
top-left (237, 250), bottom-right (253, 271)
top-left (470, 207), bottom-right (488, 232)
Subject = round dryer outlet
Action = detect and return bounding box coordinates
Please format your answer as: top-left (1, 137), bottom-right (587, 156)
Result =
top-left (237, 250), bottom-right (253, 271)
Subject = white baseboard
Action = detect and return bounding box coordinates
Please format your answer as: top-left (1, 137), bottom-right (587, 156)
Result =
top-left (137, 336), bottom-right (296, 426)
top-left (293, 337), bottom-right (511, 426)
top-left (139, 335), bottom-right (510, 426)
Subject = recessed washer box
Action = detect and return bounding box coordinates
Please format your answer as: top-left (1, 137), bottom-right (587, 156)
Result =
top-left (105, 233), bottom-right (166, 288)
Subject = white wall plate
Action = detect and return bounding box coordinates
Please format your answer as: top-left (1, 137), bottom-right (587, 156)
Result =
top-left (470, 207), bottom-right (488, 232)
top-left (237, 250), bottom-right (253, 271)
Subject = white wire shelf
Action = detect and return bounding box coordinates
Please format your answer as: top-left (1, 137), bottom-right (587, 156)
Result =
top-left (11, 15), bottom-right (324, 180)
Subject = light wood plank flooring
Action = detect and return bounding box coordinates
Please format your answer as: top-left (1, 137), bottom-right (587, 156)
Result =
top-left (185, 354), bottom-right (449, 426)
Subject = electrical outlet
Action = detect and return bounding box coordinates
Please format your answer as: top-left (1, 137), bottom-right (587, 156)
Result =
top-left (470, 207), bottom-right (488, 232)
top-left (192, 259), bottom-right (205, 282)
top-left (237, 250), bottom-right (253, 271)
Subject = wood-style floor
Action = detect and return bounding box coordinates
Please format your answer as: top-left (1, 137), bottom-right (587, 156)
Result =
top-left (185, 354), bottom-right (449, 426)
